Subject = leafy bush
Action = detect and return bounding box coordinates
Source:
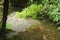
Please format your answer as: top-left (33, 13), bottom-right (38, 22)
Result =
top-left (15, 3), bottom-right (60, 22)
top-left (15, 4), bottom-right (43, 19)
top-left (40, 4), bottom-right (60, 22)
top-left (14, 0), bottom-right (60, 29)
top-left (49, 8), bottom-right (60, 22)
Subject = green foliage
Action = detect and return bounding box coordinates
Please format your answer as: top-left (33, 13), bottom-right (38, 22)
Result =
top-left (49, 8), bottom-right (60, 22)
top-left (40, 3), bottom-right (60, 22)
top-left (14, 2), bottom-right (60, 22)
top-left (15, 4), bottom-right (42, 19)
top-left (57, 27), bottom-right (60, 30)
top-left (14, 0), bottom-right (60, 29)
top-left (42, 0), bottom-right (49, 4)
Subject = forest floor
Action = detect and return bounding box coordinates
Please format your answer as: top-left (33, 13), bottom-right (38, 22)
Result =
top-left (6, 12), bottom-right (60, 40)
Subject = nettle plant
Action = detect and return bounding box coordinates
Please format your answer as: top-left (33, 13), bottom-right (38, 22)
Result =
top-left (15, 4), bottom-right (43, 19)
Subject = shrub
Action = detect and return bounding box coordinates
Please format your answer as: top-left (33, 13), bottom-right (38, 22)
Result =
top-left (15, 4), bottom-right (43, 19)
top-left (41, 4), bottom-right (60, 22)
top-left (49, 8), bottom-right (60, 22)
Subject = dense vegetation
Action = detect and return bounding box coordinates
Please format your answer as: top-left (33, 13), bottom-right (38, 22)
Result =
top-left (0, 0), bottom-right (60, 40)
top-left (0, 0), bottom-right (60, 31)
top-left (15, 4), bottom-right (43, 19)
top-left (15, 0), bottom-right (60, 28)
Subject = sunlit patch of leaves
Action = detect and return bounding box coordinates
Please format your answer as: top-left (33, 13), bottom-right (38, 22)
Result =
top-left (15, 4), bottom-right (43, 19)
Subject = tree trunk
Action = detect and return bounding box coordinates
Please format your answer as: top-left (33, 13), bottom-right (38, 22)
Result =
top-left (0, 0), bottom-right (9, 40)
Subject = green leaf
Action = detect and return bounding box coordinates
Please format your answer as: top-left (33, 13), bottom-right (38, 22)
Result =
top-left (15, 4), bottom-right (43, 19)
top-left (57, 27), bottom-right (60, 31)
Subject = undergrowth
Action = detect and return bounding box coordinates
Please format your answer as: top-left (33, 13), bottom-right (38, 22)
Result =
top-left (14, 0), bottom-right (60, 30)
top-left (15, 4), bottom-right (43, 19)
